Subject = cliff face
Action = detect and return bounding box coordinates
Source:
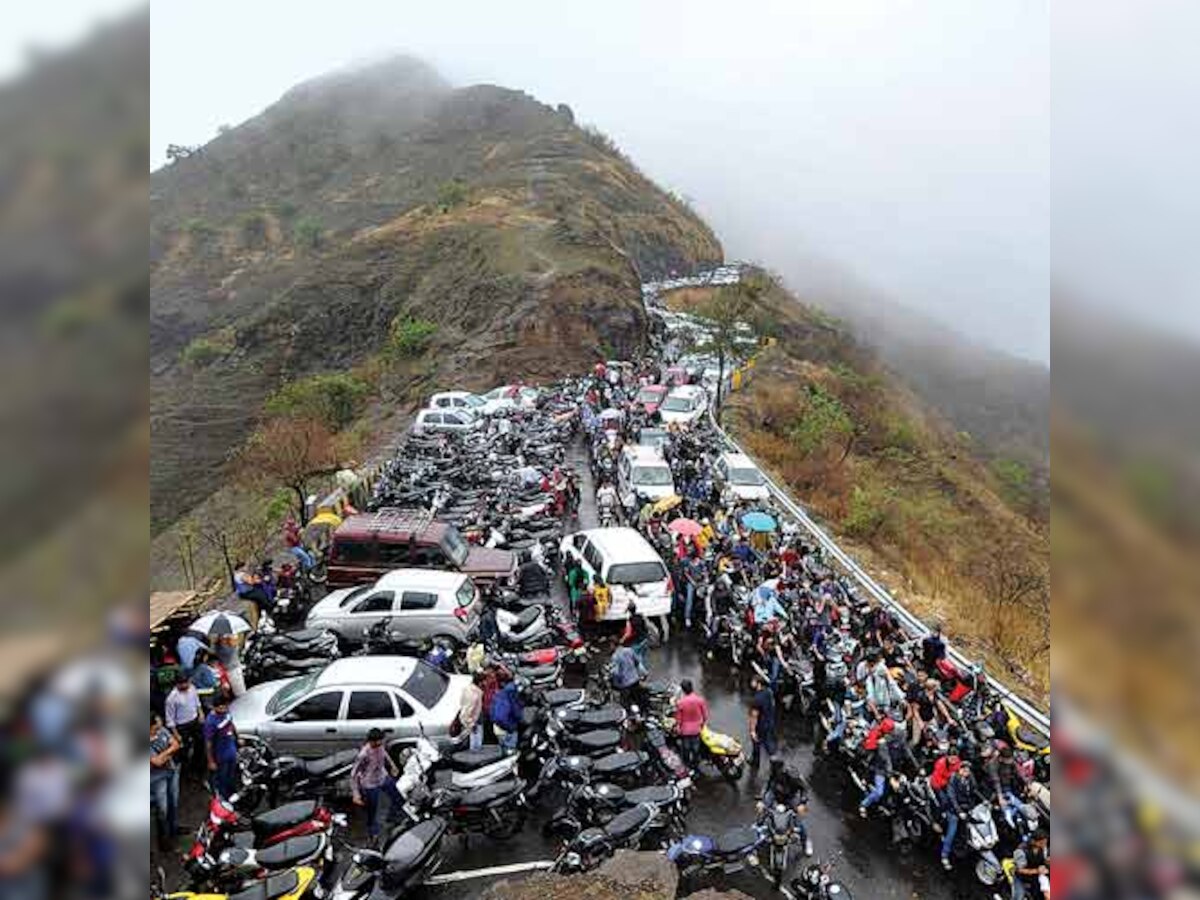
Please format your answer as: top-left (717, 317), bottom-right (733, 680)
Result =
top-left (150, 58), bottom-right (721, 532)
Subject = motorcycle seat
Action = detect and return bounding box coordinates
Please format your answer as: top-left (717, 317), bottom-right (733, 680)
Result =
top-left (459, 778), bottom-right (521, 807)
top-left (449, 747), bottom-right (507, 772)
top-left (303, 749), bottom-right (358, 778)
top-left (254, 834), bottom-right (323, 868)
top-left (558, 755), bottom-right (592, 778)
top-left (252, 800), bottom-right (318, 833)
top-left (269, 629), bottom-right (329, 644)
top-left (511, 606), bottom-right (542, 630)
top-left (592, 751), bottom-right (643, 776)
top-left (382, 818), bottom-right (447, 871)
top-left (516, 663), bottom-right (558, 681)
top-left (574, 705), bottom-right (626, 729)
top-left (605, 804), bottom-right (653, 840)
top-left (1015, 726), bottom-right (1048, 750)
top-left (644, 680), bottom-right (673, 697)
top-left (624, 784), bottom-right (675, 806)
top-left (716, 825), bottom-right (761, 855)
top-left (574, 729), bottom-right (622, 753)
top-left (228, 870), bottom-right (301, 900)
top-left (591, 783), bottom-right (625, 803)
top-left (545, 689), bottom-right (584, 711)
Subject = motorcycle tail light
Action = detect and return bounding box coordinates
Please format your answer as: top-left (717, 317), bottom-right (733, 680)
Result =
top-left (316, 807), bottom-right (332, 825)
top-left (453, 607), bottom-right (468, 621)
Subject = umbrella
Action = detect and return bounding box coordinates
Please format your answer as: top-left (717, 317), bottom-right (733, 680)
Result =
top-left (191, 610), bottom-right (252, 636)
top-left (741, 511), bottom-right (777, 533)
top-left (599, 408), bottom-right (623, 421)
top-left (667, 518), bottom-right (703, 537)
top-left (652, 494), bottom-right (683, 514)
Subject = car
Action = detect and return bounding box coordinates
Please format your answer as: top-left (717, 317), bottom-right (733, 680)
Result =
top-left (636, 427), bottom-right (669, 450)
top-left (428, 391), bottom-right (487, 416)
top-left (617, 445), bottom-right (676, 510)
top-left (230, 657), bottom-right (467, 757)
top-left (479, 384), bottom-right (540, 415)
top-left (306, 569), bottom-right (482, 646)
top-left (327, 508), bottom-right (518, 589)
top-left (658, 385), bottom-right (708, 426)
top-left (635, 384), bottom-right (669, 415)
top-left (412, 408), bottom-right (481, 435)
top-left (714, 452), bottom-right (770, 501)
top-left (559, 527), bottom-right (672, 622)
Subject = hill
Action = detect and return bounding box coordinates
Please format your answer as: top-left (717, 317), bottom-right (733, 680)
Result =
top-left (150, 57), bottom-right (721, 536)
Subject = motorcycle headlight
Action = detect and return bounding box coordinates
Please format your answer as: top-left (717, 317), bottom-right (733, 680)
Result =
top-left (565, 852), bottom-right (581, 868)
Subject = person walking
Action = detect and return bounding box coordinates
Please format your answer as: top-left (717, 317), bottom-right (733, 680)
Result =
top-left (150, 713), bottom-right (181, 850)
top-left (675, 679), bottom-right (708, 772)
top-left (624, 601), bottom-right (650, 668)
top-left (164, 672), bottom-right (204, 779)
top-left (203, 696), bottom-right (239, 800)
top-left (351, 729), bottom-right (404, 839)
top-left (189, 649), bottom-right (221, 712)
top-left (610, 643), bottom-right (646, 709)
top-left (490, 679), bottom-right (523, 750)
top-left (459, 673), bottom-right (485, 751)
top-left (748, 674), bottom-right (777, 775)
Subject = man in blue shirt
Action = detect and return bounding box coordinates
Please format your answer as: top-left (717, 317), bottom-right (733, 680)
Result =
top-left (610, 643), bottom-right (646, 708)
top-left (748, 674), bottom-right (777, 775)
top-left (203, 696), bottom-right (239, 799)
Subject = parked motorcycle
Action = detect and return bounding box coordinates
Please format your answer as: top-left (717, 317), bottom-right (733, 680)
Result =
top-left (553, 802), bottom-right (664, 873)
top-left (237, 742), bottom-right (358, 809)
top-left (697, 724), bottom-right (745, 781)
top-left (666, 822), bottom-right (766, 880)
top-left (325, 818), bottom-right (447, 900)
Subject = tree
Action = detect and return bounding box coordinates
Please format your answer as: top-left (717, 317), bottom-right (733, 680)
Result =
top-left (265, 373), bottom-right (370, 432)
top-left (694, 278), bottom-right (762, 411)
top-left (293, 216), bottom-right (324, 251)
top-left (239, 417), bottom-right (340, 525)
top-left (970, 542), bottom-right (1049, 652)
top-left (166, 143), bottom-right (201, 163)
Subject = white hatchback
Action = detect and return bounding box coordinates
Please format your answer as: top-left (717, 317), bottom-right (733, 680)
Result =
top-left (658, 385), bottom-right (708, 425)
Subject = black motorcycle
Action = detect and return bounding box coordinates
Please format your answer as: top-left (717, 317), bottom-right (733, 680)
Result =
top-left (404, 778), bottom-right (527, 840)
top-left (552, 802), bottom-right (663, 873)
top-left (328, 817), bottom-right (447, 900)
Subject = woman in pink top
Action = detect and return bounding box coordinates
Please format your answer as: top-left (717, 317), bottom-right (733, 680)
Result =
top-left (675, 678), bottom-right (708, 772)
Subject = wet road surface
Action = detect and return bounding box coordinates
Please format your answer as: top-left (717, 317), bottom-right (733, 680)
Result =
top-left (157, 437), bottom-right (983, 899)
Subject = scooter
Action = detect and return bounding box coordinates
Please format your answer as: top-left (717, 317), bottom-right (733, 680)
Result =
top-left (495, 605), bottom-right (552, 649)
top-left (792, 862), bottom-right (854, 900)
top-left (964, 800), bottom-right (1003, 885)
top-left (399, 734), bottom-right (520, 792)
top-left (667, 822), bottom-right (766, 880)
top-left (401, 777), bottom-right (529, 841)
top-left (544, 779), bottom-right (689, 841)
top-left (156, 866), bottom-right (318, 900)
top-left (325, 818), bottom-right (448, 900)
top-left (697, 724), bottom-right (745, 781)
top-left (188, 832), bottom-right (333, 892)
top-left (553, 802), bottom-right (663, 873)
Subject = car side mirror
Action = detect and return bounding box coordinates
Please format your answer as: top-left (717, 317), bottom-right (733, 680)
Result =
top-left (278, 712), bottom-right (299, 724)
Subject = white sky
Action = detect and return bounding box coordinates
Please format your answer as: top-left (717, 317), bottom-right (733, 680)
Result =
top-left (0, 0), bottom-right (136, 80)
top-left (150, 0), bottom-right (1053, 361)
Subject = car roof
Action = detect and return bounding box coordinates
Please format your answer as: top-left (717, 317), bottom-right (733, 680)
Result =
top-left (374, 568), bottom-right (469, 591)
top-left (668, 384), bottom-right (704, 397)
top-left (575, 527), bottom-right (663, 564)
top-left (622, 446), bottom-right (669, 465)
top-left (334, 508), bottom-right (448, 543)
top-left (431, 390), bottom-right (475, 400)
top-left (316, 656), bottom-right (419, 688)
top-left (639, 384), bottom-right (668, 393)
top-left (720, 452), bottom-right (757, 467)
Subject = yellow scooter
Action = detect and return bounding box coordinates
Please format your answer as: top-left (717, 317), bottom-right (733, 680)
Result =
top-left (699, 724), bottom-right (746, 781)
top-left (156, 865), bottom-right (318, 900)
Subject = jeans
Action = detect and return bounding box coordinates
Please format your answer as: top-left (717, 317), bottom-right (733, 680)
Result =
top-left (362, 778), bottom-right (404, 838)
top-left (940, 810), bottom-right (959, 860)
top-left (861, 773), bottom-right (887, 810)
top-left (769, 656), bottom-right (782, 690)
top-left (999, 791), bottom-right (1020, 828)
top-left (750, 730), bottom-right (777, 771)
top-left (497, 728), bottom-right (519, 750)
top-left (176, 719), bottom-right (205, 777)
top-left (631, 639), bottom-right (649, 668)
top-left (150, 768), bottom-right (180, 841)
top-left (210, 758), bottom-right (238, 800)
top-left (290, 546), bottom-right (315, 570)
top-left (680, 734), bottom-right (700, 770)
top-left (469, 723), bottom-right (484, 751)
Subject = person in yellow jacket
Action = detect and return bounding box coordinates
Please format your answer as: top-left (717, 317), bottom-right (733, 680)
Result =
top-left (696, 519), bottom-right (716, 552)
top-left (592, 576), bottom-right (612, 621)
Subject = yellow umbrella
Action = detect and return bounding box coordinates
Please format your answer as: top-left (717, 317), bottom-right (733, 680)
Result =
top-left (308, 510), bottom-right (343, 528)
top-left (652, 494), bottom-right (683, 514)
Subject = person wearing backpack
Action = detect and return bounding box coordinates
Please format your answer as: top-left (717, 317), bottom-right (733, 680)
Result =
top-left (490, 679), bottom-right (524, 749)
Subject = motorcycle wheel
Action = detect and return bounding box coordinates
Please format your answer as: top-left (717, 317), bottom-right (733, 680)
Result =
top-left (484, 809), bottom-right (525, 840)
top-left (723, 759), bottom-right (744, 783)
top-left (771, 846), bottom-right (788, 888)
top-left (307, 562), bottom-right (328, 586)
top-left (975, 857), bottom-right (1002, 886)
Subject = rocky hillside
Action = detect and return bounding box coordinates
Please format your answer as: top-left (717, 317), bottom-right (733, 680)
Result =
top-left (150, 57), bottom-right (720, 533)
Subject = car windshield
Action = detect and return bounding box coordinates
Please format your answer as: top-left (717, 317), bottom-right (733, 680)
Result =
top-left (456, 579), bottom-right (476, 608)
top-left (485, 388), bottom-right (506, 400)
top-left (632, 466), bottom-right (673, 486)
top-left (402, 662), bottom-right (449, 709)
top-left (440, 526), bottom-right (470, 567)
top-left (464, 395), bottom-right (486, 408)
top-left (661, 396), bottom-right (694, 412)
top-left (637, 388), bottom-right (663, 403)
top-left (638, 430), bottom-right (667, 447)
top-left (730, 467), bottom-right (765, 486)
top-left (267, 671), bottom-right (321, 715)
top-left (608, 561), bottom-right (668, 585)
top-left (338, 586), bottom-right (371, 608)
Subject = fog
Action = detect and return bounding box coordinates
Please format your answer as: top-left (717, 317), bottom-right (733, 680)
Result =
top-left (152, 0), bottom-right (1050, 362)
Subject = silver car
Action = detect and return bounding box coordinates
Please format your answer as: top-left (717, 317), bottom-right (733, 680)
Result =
top-left (230, 656), bottom-right (467, 757)
top-left (412, 408), bottom-right (481, 435)
top-left (306, 568), bottom-right (481, 645)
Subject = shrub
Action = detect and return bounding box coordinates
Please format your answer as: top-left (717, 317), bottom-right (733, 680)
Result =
top-left (435, 179), bottom-right (468, 211)
top-left (181, 338), bottom-right (221, 368)
top-left (266, 373), bottom-right (370, 432)
top-left (387, 316), bottom-right (438, 359)
top-left (843, 483), bottom-right (891, 539)
top-left (787, 384), bottom-right (853, 457)
top-left (239, 212), bottom-right (269, 249)
top-left (292, 216), bottom-right (324, 250)
top-left (185, 218), bottom-right (215, 241)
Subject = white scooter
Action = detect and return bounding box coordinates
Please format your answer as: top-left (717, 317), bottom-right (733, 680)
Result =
top-left (966, 800), bottom-right (1003, 885)
top-left (495, 604), bottom-right (552, 648)
top-left (398, 735), bottom-right (519, 796)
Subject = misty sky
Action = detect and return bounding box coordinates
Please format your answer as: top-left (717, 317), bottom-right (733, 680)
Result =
top-left (151, 1), bottom-right (1053, 362)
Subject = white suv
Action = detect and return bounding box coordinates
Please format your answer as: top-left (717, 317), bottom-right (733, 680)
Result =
top-left (659, 385), bottom-right (708, 425)
top-left (714, 452), bottom-right (770, 501)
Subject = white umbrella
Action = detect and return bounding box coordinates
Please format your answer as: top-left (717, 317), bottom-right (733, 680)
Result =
top-left (599, 408), bottom-right (623, 421)
top-left (190, 610), bottom-right (252, 636)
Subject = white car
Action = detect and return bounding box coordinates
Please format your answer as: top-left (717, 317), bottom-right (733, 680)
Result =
top-left (559, 527), bottom-right (672, 621)
top-left (479, 384), bottom-right (539, 415)
top-left (306, 569), bottom-right (482, 645)
top-left (428, 391), bottom-right (487, 416)
top-left (617, 445), bottom-right (675, 510)
top-left (230, 657), bottom-right (467, 757)
top-left (659, 385), bottom-right (708, 426)
top-left (412, 408), bottom-right (481, 435)
top-left (714, 452), bottom-right (770, 501)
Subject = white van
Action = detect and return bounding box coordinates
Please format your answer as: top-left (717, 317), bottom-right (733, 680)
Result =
top-left (559, 527), bottom-right (672, 620)
top-left (659, 385), bottom-right (707, 425)
top-left (714, 452), bottom-right (770, 501)
top-left (617, 446), bottom-right (676, 510)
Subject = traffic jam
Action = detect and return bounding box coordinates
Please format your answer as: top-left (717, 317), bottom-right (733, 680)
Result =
top-left (150, 267), bottom-right (1050, 900)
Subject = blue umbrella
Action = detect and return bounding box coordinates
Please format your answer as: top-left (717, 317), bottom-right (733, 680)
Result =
top-left (741, 511), bottom-right (777, 533)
